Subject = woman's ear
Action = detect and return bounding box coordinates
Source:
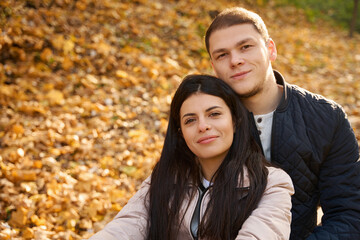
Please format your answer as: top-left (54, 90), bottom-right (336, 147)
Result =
top-left (178, 127), bottom-right (183, 136)
top-left (232, 114), bottom-right (239, 132)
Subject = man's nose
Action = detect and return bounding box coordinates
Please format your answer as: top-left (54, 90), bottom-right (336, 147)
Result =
top-left (230, 53), bottom-right (244, 67)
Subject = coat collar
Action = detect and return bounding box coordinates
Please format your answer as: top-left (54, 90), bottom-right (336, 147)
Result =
top-left (274, 70), bottom-right (289, 112)
top-left (186, 167), bottom-right (251, 189)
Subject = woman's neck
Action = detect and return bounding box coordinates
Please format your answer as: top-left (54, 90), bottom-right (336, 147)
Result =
top-left (199, 156), bottom-right (224, 181)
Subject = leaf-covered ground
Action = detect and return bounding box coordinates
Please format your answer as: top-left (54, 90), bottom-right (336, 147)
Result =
top-left (0, 0), bottom-right (359, 239)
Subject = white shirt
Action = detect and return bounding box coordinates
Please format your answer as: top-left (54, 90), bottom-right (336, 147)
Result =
top-left (254, 111), bottom-right (274, 161)
top-left (202, 178), bottom-right (211, 188)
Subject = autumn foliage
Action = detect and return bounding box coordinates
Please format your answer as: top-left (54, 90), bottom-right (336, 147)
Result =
top-left (0, 0), bottom-right (359, 239)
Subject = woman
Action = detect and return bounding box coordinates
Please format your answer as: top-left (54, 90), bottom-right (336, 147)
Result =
top-left (89, 74), bottom-right (294, 240)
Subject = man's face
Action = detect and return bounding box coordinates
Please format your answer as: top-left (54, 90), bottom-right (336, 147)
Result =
top-left (208, 23), bottom-right (276, 98)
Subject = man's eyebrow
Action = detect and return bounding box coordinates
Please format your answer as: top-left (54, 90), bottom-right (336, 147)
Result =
top-left (181, 106), bottom-right (222, 119)
top-left (234, 38), bottom-right (254, 47)
top-left (211, 38), bottom-right (254, 56)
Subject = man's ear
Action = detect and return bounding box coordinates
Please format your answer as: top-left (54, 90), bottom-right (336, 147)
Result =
top-left (211, 61), bottom-right (219, 77)
top-left (267, 38), bottom-right (277, 61)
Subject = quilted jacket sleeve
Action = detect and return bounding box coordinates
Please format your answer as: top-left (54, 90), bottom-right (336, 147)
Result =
top-left (307, 107), bottom-right (360, 240)
top-left (235, 167), bottom-right (294, 240)
top-left (88, 178), bottom-right (150, 240)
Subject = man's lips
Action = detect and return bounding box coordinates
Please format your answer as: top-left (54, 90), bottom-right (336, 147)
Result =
top-left (230, 70), bottom-right (251, 79)
top-left (197, 135), bottom-right (218, 144)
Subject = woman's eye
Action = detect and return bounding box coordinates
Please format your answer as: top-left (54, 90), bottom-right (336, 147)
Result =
top-left (216, 53), bottom-right (227, 60)
top-left (184, 118), bottom-right (195, 125)
top-left (209, 112), bottom-right (221, 117)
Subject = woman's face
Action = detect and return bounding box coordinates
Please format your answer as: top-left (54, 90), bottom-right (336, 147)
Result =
top-left (180, 93), bottom-right (234, 166)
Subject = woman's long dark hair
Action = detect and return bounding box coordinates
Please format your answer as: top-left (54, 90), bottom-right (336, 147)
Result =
top-left (147, 74), bottom-right (268, 240)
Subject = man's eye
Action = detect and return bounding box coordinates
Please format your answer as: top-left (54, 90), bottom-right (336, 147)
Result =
top-left (241, 45), bottom-right (252, 50)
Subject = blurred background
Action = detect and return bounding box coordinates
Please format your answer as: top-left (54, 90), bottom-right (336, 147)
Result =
top-left (0, 0), bottom-right (359, 239)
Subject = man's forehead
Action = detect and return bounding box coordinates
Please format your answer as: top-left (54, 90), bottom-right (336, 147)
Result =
top-left (209, 24), bottom-right (263, 50)
top-left (210, 24), bottom-right (261, 40)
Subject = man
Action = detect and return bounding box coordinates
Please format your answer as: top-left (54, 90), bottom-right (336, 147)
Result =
top-left (205, 7), bottom-right (360, 240)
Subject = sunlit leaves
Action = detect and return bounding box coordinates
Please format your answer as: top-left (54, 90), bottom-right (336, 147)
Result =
top-left (0, 0), bottom-right (359, 239)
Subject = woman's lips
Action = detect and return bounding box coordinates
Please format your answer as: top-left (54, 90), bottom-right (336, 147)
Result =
top-left (197, 135), bottom-right (218, 144)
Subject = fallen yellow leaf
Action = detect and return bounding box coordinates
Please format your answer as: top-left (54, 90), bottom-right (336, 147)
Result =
top-left (22, 227), bottom-right (34, 239)
top-left (11, 124), bottom-right (24, 135)
top-left (46, 89), bottom-right (64, 106)
top-left (9, 207), bottom-right (28, 227)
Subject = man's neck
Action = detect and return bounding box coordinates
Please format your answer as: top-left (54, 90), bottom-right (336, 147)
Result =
top-left (242, 73), bottom-right (283, 115)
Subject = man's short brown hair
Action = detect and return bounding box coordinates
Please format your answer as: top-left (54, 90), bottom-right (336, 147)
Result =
top-left (205, 7), bottom-right (269, 56)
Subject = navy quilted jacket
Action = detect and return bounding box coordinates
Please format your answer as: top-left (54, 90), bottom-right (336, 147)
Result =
top-left (251, 71), bottom-right (360, 240)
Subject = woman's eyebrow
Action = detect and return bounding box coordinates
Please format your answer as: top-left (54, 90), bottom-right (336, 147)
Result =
top-left (205, 106), bottom-right (222, 112)
top-left (181, 106), bottom-right (222, 119)
top-left (182, 112), bottom-right (196, 119)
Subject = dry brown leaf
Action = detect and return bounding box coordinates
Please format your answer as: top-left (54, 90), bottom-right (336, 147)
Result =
top-left (9, 207), bottom-right (28, 227)
top-left (40, 48), bottom-right (53, 62)
top-left (0, 1), bottom-right (359, 239)
top-left (45, 89), bottom-right (64, 106)
top-left (22, 227), bottom-right (34, 239)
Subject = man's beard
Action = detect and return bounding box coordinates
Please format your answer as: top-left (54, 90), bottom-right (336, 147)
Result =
top-left (237, 84), bottom-right (263, 99)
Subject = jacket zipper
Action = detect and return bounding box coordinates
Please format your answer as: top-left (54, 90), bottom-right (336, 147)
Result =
top-left (270, 111), bottom-right (276, 163)
top-left (190, 184), bottom-right (209, 240)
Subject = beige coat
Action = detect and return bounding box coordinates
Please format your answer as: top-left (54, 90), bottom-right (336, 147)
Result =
top-left (89, 167), bottom-right (294, 240)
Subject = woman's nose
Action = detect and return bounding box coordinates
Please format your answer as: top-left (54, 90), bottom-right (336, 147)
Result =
top-left (198, 119), bottom-right (211, 132)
